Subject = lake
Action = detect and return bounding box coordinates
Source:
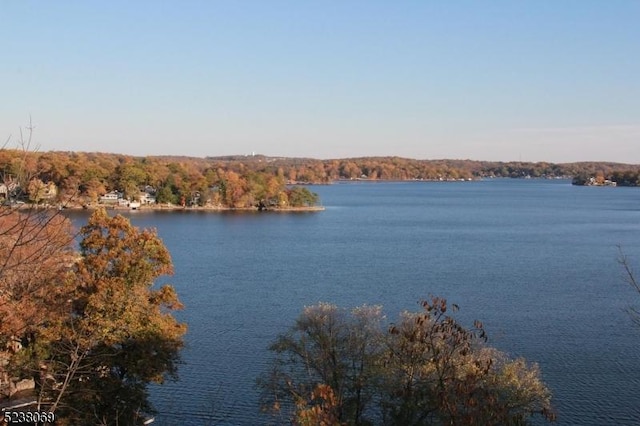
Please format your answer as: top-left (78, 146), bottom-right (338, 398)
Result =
top-left (69, 179), bottom-right (640, 425)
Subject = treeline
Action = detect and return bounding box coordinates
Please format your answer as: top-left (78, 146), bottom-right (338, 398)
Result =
top-left (0, 151), bottom-right (319, 208)
top-left (2, 150), bottom-right (640, 207)
top-left (610, 170), bottom-right (640, 186)
top-left (208, 155), bottom-right (640, 182)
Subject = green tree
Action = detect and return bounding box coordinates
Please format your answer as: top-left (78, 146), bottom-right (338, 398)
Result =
top-left (116, 163), bottom-right (148, 200)
top-left (156, 183), bottom-right (177, 204)
top-left (286, 187), bottom-right (319, 207)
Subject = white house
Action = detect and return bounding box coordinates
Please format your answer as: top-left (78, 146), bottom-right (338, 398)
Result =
top-left (140, 192), bottom-right (156, 204)
top-left (100, 191), bottom-right (122, 204)
top-left (0, 181), bottom-right (19, 199)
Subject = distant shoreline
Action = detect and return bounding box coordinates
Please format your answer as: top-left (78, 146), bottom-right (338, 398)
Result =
top-left (32, 203), bottom-right (325, 213)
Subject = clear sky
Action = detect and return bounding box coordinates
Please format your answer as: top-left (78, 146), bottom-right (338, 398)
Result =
top-left (1, 1), bottom-right (638, 162)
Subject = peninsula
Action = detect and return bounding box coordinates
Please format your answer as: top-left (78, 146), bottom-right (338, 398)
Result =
top-left (2, 151), bottom-right (640, 211)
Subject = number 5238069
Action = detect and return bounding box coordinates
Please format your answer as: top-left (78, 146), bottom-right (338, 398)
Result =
top-left (3, 410), bottom-right (56, 423)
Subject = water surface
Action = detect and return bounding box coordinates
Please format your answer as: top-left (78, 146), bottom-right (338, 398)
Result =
top-left (70, 180), bottom-right (640, 425)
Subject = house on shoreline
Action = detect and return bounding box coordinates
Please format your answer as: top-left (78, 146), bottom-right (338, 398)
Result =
top-left (100, 190), bottom-right (124, 204)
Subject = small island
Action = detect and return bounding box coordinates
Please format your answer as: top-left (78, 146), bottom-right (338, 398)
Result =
top-left (572, 170), bottom-right (640, 187)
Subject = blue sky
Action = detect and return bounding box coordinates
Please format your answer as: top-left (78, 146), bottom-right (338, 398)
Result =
top-left (1, 1), bottom-right (638, 162)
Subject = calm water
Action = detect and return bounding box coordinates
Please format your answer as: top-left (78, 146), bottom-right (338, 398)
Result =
top-left (70, 180), bottom-right (640, 425)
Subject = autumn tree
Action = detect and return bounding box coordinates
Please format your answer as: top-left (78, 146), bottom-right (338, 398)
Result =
top-left (381, 298), bottom-right (553, 425)
top-left (27, 177), bottom-right (47, 203)
top-left (1, 188), bottom-right (185, 424)
top-left (295, 383), bottom-right (344, 426)
top-left (1, 123), bottom-right (73, 328)
top-left (115, 162), bottom-right (148, 200)
top-left (261, 303), bottom-right (385, 425)
top-left (80, 177), bottom-right (107, 203)
top-left (23, 209), bottom-right (187, 425)
top-left (261, 298), bottom-right (554, 426)
top-left (0, 210), bottom-right (75, 401)
top-left (220, 171), bottom-right (249, 207)
top-left (1, 122), bottom-right (77, 400)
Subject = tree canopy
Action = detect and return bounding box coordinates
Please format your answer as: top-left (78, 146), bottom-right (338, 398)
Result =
top-left (0, 207), bottom-right (185, 425)
top-left (3, 149), bottom-right (640, 210)
top-left (260, 298), bottom-right (554, 425)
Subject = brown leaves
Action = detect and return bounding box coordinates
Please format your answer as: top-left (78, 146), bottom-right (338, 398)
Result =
top-left (72, 209), bottom-right (182, 341)
top-left (295, 384), bottom-right (344, 426)
top-left (37, 209), bottom-right (186, 422)
top-left (0, 203), bottom-right (185, 423)
top-left (263, 298), bottom-right (554, 425)
top-left (385, 299), bottom-right (553, 425)
top-left (0, 209), bottom-right (75, 337)
top-left (76, 209), bottom-right (174, 290)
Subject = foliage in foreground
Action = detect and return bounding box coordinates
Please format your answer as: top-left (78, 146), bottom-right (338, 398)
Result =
top-left (260, 298), bottom-right (554, 425)
top-left (1, 208), bottom-right (185, 425)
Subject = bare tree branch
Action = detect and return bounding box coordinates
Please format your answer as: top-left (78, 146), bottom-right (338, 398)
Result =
top-left (618, 246), bottom-right (640, 327)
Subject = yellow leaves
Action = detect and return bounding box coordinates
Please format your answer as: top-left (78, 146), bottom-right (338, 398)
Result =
top-left (265, 298), bottom-right (554, 425)
top-left (295, 384), bottom-right (344, 426)
top-left (13, 210), bottom-right (190, 423)
top-left (149, 285), bottom-right (184, 311)
top-left (78, 209), bottom-right (174, 285)
top-left (489, 355), bottom-right (552, 414)
top-left (75, 210), bottom-right (185, 340)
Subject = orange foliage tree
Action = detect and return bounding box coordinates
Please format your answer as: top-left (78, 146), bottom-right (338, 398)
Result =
top-left (1, 123), bottom-right (77, 399)
top-left (0, 205), bottom-right (185, 425)
top-left (36, 209), bottom-right (186, 424)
